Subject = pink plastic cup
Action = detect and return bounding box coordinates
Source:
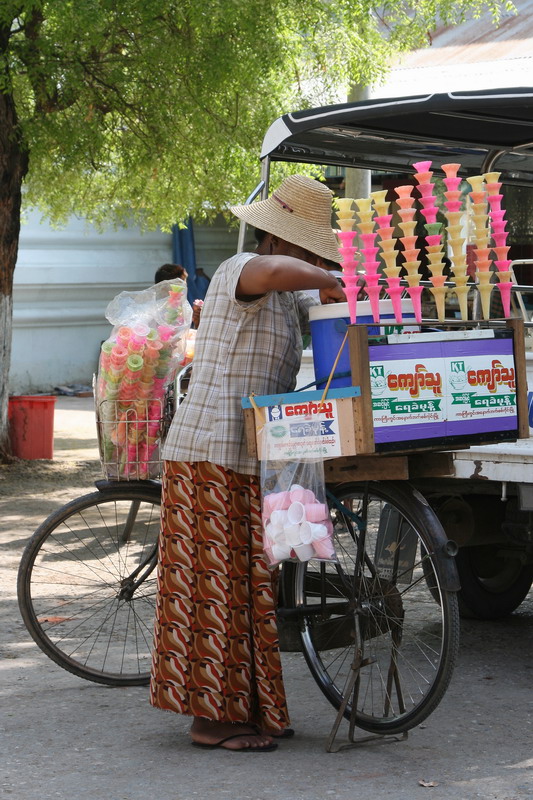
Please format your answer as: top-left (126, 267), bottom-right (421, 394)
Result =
top-left (493, 245), bottom-right (510, 260)
top-left (395, 185), bottom-right (414, 199)
top-left (491, 221), bottom-right (508, 234)
top-left (417, 183), bottom-right (435, 198)
top-left (444, 201), bottom-right (462, 213)
top-left (419, 195), bottom-right (437, 209)
top-left (361, 247), bottom-right (380, 260)
top-left (290, 487), bottom-right (315, 504)
top-left (374, 214), bottom-right (393, 227)
top-left (443, 177), bottom-right (461, 191)
top-left (421, 208), bottom-right (438, 223)
top-left (360, 233), bottom-right (377, 247)
top-left (396, 197), bottom-right (415, 210)
top-left (400, 235), bottom-right (418, 250)
top-left (397, 208), bottom-right (416, 222)
top-left (492, 232), bottom-right (508, 247)
top-left (497, 282), bottom-right (513, 318)
top-left (338, 246), bottom-right (358, 261)
top-left (487, 195), bottom-right (503, 210)
top-left (312, 536), bottom-right (336, 560)
top-left (337, 230), bottom-right (357, 247)
top-left (305, 503), bottom-right (328, 522)
top-left (441, 163), bottom-right (460, 178)
top-left (264, 492), bottom-right (291, 515)
top-left (495, 259), bottom-right (512, 271)
top-left (413, 171), bottom-right (433, 184)
top-left (413, 160), bottom-right (432, 172)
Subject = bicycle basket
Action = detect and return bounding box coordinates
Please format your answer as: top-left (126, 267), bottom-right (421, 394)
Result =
top-left (95, 385), bottom-right (175, 481)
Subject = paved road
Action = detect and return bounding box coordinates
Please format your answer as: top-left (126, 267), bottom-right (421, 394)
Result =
top-left (1, 399), bottom-right (532, 800)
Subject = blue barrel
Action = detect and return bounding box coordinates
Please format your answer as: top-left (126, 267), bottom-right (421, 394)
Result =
top-left (309, 299), bottom-right (417, 389)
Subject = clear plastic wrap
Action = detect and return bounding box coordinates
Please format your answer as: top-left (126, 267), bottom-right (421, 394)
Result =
top-left (260, 421), bottom-right (336, 568)
top-left (95, 279), bottom-right (191, 480)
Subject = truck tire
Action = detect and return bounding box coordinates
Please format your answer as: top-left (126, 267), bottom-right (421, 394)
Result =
top-left (455, 544), bottom-right (533, 619)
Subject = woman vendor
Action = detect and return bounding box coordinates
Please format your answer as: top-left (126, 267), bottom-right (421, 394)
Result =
top-left (150, 175), bottom-right (345, 752)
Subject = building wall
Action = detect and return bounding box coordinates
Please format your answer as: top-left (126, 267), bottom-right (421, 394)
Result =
top-left (10, 211), bottom-right (243, 394)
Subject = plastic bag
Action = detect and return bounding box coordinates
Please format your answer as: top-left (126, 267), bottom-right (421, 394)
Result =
top-left (260, 422), bottom-right (336, 568)
top-left (95, 279), bottom-right (191, 480)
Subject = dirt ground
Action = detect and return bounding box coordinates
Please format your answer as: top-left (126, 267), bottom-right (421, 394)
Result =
top-left (1, 398), bottom-right (532, 800)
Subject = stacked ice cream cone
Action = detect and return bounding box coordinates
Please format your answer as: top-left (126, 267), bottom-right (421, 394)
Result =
top-left (413, 161), bottom-right (447, 321)
top-left (335, 197), bottom-right (359, 323)
top-left (442, 163), bottom-right (469, 320)
top-left (484, 171), bottom-right (513, 317)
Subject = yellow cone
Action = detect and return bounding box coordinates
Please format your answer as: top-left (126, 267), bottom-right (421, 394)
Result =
top-left (454, 285), bottom-right (469, 320)
top-left (431, 286), bottom-right (447, 321)
top-left (477, 284), bottom-right (493, 320)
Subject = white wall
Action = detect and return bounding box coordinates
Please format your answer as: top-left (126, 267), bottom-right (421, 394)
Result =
top-left (11, 211), bottom-right (172, 393)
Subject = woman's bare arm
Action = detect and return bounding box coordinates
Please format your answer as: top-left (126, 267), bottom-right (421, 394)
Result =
top-left (236, 255), bottom-right (345, 302)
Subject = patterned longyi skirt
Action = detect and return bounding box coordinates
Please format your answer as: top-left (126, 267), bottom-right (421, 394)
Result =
top-left (149, 460), bottom-right (290, 732)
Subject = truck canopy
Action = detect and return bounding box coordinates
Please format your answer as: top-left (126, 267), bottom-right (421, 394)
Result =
top-left (260, 87), bottom-right (533, 186)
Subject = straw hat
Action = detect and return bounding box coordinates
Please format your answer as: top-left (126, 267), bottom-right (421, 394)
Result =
top-left (230, 175), bottom-right (340, 263)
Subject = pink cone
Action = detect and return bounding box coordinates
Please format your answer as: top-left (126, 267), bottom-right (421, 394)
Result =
top-left (407, 285), bottom-right (423, 323)
top-left (497, 282), bottom-right (513, 318)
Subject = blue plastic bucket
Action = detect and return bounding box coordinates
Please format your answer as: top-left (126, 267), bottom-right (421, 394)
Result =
top-left (309, 299), bottom-right (418, 389)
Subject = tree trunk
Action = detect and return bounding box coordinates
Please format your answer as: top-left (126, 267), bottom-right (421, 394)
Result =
top-left (0, 85), bottom-right (29, 461)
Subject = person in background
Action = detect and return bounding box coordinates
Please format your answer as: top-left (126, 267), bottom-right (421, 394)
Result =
top-left (154, 262), bottom-right (204, 328)
top-left (154, 263), bottom-right (188, 284)
top-left (149, 175), bottom-right (345, 753)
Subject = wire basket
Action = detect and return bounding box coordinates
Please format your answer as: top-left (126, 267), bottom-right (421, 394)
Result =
top-left (96, 386), bottom-right (175, 481)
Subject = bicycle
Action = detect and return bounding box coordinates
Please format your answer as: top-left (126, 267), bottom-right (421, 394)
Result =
top-left (18, 365), bottom-right (460, 738)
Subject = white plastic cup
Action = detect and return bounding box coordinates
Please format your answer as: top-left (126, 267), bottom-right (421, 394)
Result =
top-left (293, 543), bottom-right (315, 562)
top-left (312, 536), bottom-right (336, 559)
top-left (287, 501), bottom-right (306, 524)
top-left (284, 523), bottom-right (302, 546)
top-left (305, 503), bottom-right (328, 523)
top-left (300, 521), bottom-right (328, 544)
top-left (265, 522), bottom-right (285, 544)
top-left (271, 542), bottom-right (292, 563)
top-left (270, 509), bottom-right (289, 527)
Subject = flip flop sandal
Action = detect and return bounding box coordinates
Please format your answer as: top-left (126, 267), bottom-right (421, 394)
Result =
top-left (271, 728), bottom-right (295, 739)
top-left (192, 734), bottom-right (278, 752)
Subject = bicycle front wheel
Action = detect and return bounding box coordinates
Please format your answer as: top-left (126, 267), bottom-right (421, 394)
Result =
top-left (17, 485), bottom-right (161, 686)
top-left (283, 481), bottom-right (460, 735)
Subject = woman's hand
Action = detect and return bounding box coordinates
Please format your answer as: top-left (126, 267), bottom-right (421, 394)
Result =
top-left (319, 283), bottom-right (346, 304)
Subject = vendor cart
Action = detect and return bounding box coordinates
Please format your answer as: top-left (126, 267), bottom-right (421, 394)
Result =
top-left (240, 87), bottom-right (533, 628)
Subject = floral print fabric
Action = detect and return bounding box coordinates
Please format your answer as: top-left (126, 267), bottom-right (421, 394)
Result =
top-left (149, 460), bottom-right (290, 732)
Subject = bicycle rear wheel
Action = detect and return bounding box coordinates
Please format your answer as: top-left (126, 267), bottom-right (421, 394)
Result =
top-left (283, 481), bottom-right (460, 735)
top-left (17, 485), bottom-right (161, 686)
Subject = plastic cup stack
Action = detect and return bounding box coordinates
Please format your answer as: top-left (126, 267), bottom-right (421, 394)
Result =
top-left (483, 170), bottom-right (513, 318)
top-left (262, 484), bottom-right (335, 567)
top-left (412, 161), bottom-right (447, 321)
top-left (466, 175), bottom-right (494, 319)
top-left (441, 163), bottom-right (469, 320)
top-left (394, 183), bottom-right (421, 323)
top-left (354, 196), bottom-right (380, 323)
top-left (335, 197), bottom-right (359, 323)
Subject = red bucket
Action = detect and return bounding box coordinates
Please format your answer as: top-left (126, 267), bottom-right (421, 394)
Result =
top-left (8, 395), bottom-right (57, 459)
